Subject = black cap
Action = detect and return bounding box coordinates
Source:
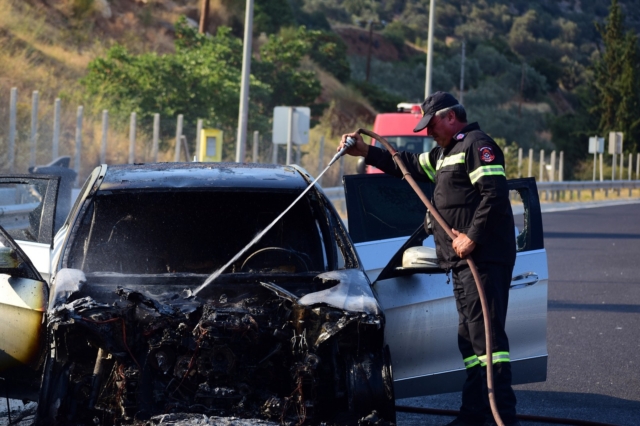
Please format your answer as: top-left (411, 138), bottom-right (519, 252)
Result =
top-left (413, 91), bottom-right (460, 133)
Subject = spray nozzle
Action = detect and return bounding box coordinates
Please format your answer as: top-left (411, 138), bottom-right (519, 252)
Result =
top-left (328, 136), bottom-right (356, 167)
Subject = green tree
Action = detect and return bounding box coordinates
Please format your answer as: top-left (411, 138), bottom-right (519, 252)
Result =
top-left (83, 18), bottom-right (325, 160)
top-left (590, 0), bottom-right (640, 152)
top-left (254, 0), bottom-right (295, 35)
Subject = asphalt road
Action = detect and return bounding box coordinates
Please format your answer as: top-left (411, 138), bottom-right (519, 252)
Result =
top-left (398, 202), bottom-right (640, 426)
top-left (1, 202), bottom-right (638, 426)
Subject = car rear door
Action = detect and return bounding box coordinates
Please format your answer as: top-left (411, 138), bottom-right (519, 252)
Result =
top-left (0, 175), bottom-right (60, 282)
top-left (0, 222), bottom-right (49, 400)
top-left (344, 174), bottom-right (548, 399)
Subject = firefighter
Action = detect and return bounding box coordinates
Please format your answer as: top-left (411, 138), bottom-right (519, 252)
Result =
top-left (338, 91), bottom-right (520, 426)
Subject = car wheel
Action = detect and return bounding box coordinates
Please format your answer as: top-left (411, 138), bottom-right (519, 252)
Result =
top-left (345, 345), bottom-right (396, 423)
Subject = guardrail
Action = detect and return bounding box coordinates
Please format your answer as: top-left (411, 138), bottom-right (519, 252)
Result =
top-left (536, 180), bottom-right (640, 201)
top-left (0, 202), bottom-right (40, 231)
top-left (320, 180), bottom-right (640, 211)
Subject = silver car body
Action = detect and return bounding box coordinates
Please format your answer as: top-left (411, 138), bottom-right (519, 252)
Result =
top-left (344, 173), bottom-right (548, 398)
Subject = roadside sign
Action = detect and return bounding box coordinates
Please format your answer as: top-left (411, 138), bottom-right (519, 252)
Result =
top-left (608, 132), bottom-right (623, 154)
top-left (588, 137), bottom-right (604, 154)
top-left (199, 128), bottom-right (223, 162)
top-left (272, 106), bottom-right (310, 145)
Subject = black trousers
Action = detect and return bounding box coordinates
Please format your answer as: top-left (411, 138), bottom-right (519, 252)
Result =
top-left (452, 262), bottom-right (517, 425)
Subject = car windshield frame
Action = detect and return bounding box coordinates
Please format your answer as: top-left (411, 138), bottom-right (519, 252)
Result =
top-left (62, 186), bottom-right (357, 277)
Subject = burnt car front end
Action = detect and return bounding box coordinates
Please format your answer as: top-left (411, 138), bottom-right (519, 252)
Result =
top-left (38, 163), bottom-right (394, 425)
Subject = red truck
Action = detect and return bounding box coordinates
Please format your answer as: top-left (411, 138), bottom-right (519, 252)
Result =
top-left (357, 103), bottom-right (436, 174)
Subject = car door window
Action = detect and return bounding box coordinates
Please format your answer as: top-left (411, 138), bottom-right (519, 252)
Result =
top-left (0, 229), bottom-right (43, 281)
top-left (344, 174), bottom-right (434, 244)
top-left (0, 176), bottom-right (60, 246)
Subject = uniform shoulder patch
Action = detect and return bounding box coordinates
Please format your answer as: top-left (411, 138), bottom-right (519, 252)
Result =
top-left (478, 146), bottom-right (495, 163)
top-left (455, 132), bottom-right (466, 140)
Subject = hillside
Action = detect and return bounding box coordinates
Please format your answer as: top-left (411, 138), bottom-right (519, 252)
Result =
top-left (0, 0), bottom-right (638, 182)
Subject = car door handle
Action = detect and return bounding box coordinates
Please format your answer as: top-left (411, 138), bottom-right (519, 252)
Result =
top-left (510, 272), bottom-right (538, 289)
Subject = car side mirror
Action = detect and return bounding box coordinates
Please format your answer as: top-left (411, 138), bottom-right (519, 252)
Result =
top-left (393, 246), bottom-right (443, 275)
top-left (402, 246), bottom-right (438, 268)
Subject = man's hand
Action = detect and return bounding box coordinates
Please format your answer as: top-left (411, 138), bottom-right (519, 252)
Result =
top-left (338, 132), bottom-right (370, 157)
top-left (452, 229), bottom-right (476, 258)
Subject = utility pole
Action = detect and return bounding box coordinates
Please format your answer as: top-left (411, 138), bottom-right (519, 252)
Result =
top-left (519, 62), bottom-right (525, 118)
top-left (236, 0), bottom-right (254, 163)
top-left (459, 40), bottom-right (465, 104)
top-left (425, 0), bottom-right (435, 98)
top-left (366, 20), bottom-right (374, 82)
top-left (199, 0), bottom-right (210, 34)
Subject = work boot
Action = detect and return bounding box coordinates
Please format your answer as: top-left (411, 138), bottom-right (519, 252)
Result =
top-left (442, 418), bottom-right (483, 426)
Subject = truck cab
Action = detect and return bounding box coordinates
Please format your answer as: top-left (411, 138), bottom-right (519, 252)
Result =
top-left (359, 103), bottom-right (436, 174)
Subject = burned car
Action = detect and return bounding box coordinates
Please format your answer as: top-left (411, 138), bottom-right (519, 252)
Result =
top-left (0, 164), bottom-right (395, 425)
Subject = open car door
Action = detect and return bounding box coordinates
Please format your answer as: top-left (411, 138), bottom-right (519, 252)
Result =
top-left (0, 175), bottom-right (60, 282)
top-left (344, 174), bottom-right (548, 398)
top-left (0, 223), bottom-right (49, 400)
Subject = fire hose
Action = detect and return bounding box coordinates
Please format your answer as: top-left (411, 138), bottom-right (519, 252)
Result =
top-left (354, 128), bottom-right (506, 426)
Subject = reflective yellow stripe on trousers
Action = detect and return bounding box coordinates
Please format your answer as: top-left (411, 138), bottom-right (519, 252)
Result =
top-left (478, 351), bottom-right (511, 367)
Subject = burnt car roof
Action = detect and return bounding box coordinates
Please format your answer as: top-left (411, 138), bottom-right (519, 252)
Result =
top-left (98, 162), bottom-right (311, 191)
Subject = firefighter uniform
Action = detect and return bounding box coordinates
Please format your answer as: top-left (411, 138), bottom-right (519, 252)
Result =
top-left (365, 122), bottom-right (518, 425)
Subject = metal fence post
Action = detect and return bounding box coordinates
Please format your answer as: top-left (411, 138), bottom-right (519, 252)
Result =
top-left (636, 153), bottom-right (640, 181)
top-left (527, 148), bottom-right (533, 177)
top-left (196, 118), bottom-right (203, 161)
top-left (253, 131), bottom-right (259, 163)
top-left (152, 113), bottom-right (160, 162)
top-left (599, 153), bottom-right (604, 182)
top-left (174, 114), bottom-right (183, 162)
top-left (272, 142), bottom-right (278, 164)
top-left (286, 107), bottom-right (293, 165)
top-left (75, 106), bottom-right (83, 186)
top-left (550, 150), bottom-right (556, 183)
top-left (317, 135), bottom-right (325, 185)
top-left (559, 151), bottom-right (564, 182)
top-left (619, 151), bottom-right (624, 180)
top-left (30, 91), bottom-right (39, 169)
top-left (100, 110), bottom-right (108, 164)
top-left (129, 112), bottom-right (136, 164)
top-left (629, 153), bottom-right (633, 196)
top-left (52, 98), bottom-right (61, 161)
top-left (539, 149), bottom-right (544, 182)
top-left (612, 153), bottom-right (616, 181)
top-left (8, 87), bottom-right (17, 173)
top-left (517, 147), bottom-right (522, 178)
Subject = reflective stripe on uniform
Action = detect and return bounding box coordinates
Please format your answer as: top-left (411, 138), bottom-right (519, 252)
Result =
top-left (463, 354), bottom-right (480, 369)
top-left (419, 152), bottom-right (436, 181)
top-left (478, 351), bottom-right (511, 367)
top-left (436, 152), bottom-right (465, 171)
top-left (469, 165), bottom-right (506, 184)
